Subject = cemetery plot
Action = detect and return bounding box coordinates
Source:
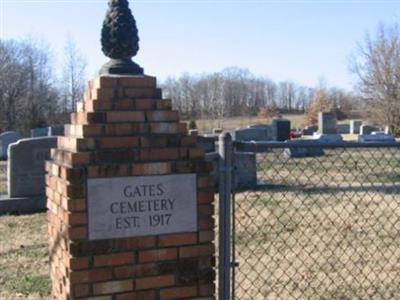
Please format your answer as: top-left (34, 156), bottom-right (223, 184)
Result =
top-left (233, 146), bottom-right (400, 300)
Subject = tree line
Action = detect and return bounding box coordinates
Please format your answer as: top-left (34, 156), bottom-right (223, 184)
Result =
top-left (0, 38), bottom-right (86, 136)
top-left (2, 21), bottom-right (400, 135)
top-left (161, 67), bottom-right (357, 121)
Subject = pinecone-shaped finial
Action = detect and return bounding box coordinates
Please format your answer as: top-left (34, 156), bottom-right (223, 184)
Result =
top-left (99, 0), bottom-right (144, 75)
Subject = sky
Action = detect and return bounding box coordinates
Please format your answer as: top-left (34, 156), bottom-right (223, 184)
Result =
top-left (1, 0), bottom-right (400, 90)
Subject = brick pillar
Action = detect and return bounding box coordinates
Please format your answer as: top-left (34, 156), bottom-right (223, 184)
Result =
top-left (46, 76), bottom-right (215, 300)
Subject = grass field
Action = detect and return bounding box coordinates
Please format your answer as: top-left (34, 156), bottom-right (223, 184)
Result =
top-left (1, 147), bottom-right (400, 299)
top-left (0, 213), bottom-right (50, 300)
top-left (234, 147), bottom-right (400, 299)
top-left (192, 114), bottom-right (306, 133)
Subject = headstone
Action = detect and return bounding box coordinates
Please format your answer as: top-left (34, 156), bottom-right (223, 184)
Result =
top-left (302, 125), bottom-right (318, 136)
top-left (0, 131), bottom-right (20, 160)
top-left (360, 125), bottom-right (378, 135)
top-left (313, 133), bottom-right (343, 143)
top-left (318, 112), bottom-right (337, 134)
top-left (8, 137), bottom-right (57, 198)
top-left (234, 152), bottom-right (257, 189)
top-left (189, 129), bottom-right (198, 136)
top-left (49, 126), bottom-right (64, 136)
top-left (205, 151), bottom-right (257, 189)
top-left (196, 136), bottom-right (216, 153)
top-left (272, 118), bottom-right (291, 141)
top-left (234, 127), bottom-right (271, 142)
top-left (31, 127), bottom-right (49, 137)
top-left (213, 128), bottom-right (223, 134)
top-left (336, 124), bottom-right (350, 134)
top-left (350, 120), bottom-right (362, 134)
top-left (284, 140), bottom-right (325, 158)
top-left (358, 134), bottom-right (396, 143)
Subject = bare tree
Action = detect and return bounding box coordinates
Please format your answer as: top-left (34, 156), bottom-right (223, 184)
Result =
top-left (61, 37), bottom-right (87, 114)
top-left (350, 22), bottom-right (400, 134)
top-left (0, 39), bottom-right (61, 135)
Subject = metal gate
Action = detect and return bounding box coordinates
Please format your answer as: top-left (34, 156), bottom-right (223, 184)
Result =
top-left (218, 134), bottom-right (400, 300)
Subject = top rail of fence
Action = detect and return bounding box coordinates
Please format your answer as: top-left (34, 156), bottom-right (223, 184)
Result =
top-left (233, 140), bottom-right (400, 153)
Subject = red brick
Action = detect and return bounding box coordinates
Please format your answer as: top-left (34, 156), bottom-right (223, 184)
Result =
top-left (152, 148), bottom-right (180, 161)
top-left (114, 263), bottom-right (158, 279)
top-left (135, 99), bottom-right (156, 110)
top-left (199, 216), bottom-right (215, 230)
top-left (138, 248), bottom-right (177, 263)
top-left (132, 162), bottom-right (172, 175)
top-left (181, 136), bottom-right (197, 147)
top-left (92, 88), bottom-right (116, 100)
top-left (68, 257), bottom-right (89, 270)
top-left (85, 99), bottom-right (113, 112)
top-left (198, 192), bottom-right (214, 204)
top-left (124, 88), bottom-right (161, 98)
top-left (198, 176), bottom-right (215, 188)
top-left (179, 244), bottom-right (215, 258)
top-left (73, 284), bottom-right (90, 297)
top-left (189, 148), bottom-right (205, 159)
top-left (114, 99), bottom-right (135, 110)
top-left (160, 286), bottom-right (197, 299)
top-left (93, 280), bottom-right (133, 295)
top-left (116, 290), bottom-right (155, 300)
top-left (136, 275), bottom-right (174, 290)
top-left (199, 230), bottom-right (215, 243)
top-left (67, 212), bottom-right (87, 226)
top-left (98, 137), bottom-right (139, 149)
top-left (94, 252), bottom-right (135, 267)
top-left (199, 283), bottom-right (215, 296)
top-left (68, 227), bottom-right (87, 240)
top-left (88, 164), bottom-right (131, 178)
top-left (199, 204), bottom-right (214, 216)
top-left (91, 77), bottom-right (119, 89)
top-left (107, 111), bottom-right (145, 123)
top-left (119, 76), bottom-right (156, 88)
top-left (70, 269), bottom-right (112, 284)
top-left (158, 233), bottom-right (197, 247)
top-left (66, 199), bottom-right (86, 212)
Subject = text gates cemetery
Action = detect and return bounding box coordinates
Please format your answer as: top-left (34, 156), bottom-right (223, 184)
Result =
top-left (88, 174), bottom-right (197, 240)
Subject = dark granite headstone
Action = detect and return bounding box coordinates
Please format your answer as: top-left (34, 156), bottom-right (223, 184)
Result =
top-left (318, 112), bottom-right (337, 134)
top-left (350, 120), bottom-right (362, 134)
top-left (0, 131), bottom-right (20, 159)
top-left (272, 118), bottom-right (291, 141)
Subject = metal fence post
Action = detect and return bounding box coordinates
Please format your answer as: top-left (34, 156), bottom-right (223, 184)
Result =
top-left (218, 132), bottom-right (233, 300)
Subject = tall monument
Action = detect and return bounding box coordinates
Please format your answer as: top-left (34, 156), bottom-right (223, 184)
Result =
top-left (47, 1), bottom-right (216, 298)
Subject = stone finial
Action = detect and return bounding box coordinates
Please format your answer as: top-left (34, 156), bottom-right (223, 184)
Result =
top-left (99, 0), bottom-right (144, 75)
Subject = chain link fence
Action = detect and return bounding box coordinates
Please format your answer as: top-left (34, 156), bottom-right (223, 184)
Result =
top-left (232, 142), bottom-right (400, 300)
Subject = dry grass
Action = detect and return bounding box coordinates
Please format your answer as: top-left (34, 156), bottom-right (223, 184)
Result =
top-left (0, 161), bottom-right (7, 195)
top-left (234, 148), bottom-right (400, 299)
top-left (190, 114), bottom-right (307, 133)
top-left (0, 213), bottom-right (50, 299)
top-left (0, 148), bottom-right (399, 299)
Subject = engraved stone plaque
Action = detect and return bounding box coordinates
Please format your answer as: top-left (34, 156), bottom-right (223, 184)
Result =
top-left (88, 174), bottom-right (198, 240)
